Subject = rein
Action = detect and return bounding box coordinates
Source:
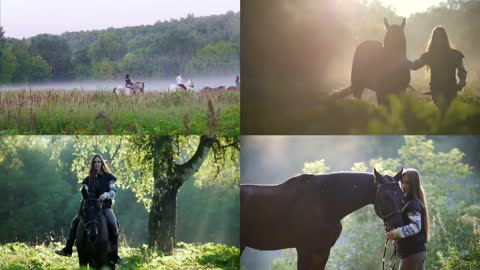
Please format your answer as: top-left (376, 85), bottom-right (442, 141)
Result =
top-left (382, 238), bottom-right (397, 270)
top-left (376, 182), bottom-right (401, 270)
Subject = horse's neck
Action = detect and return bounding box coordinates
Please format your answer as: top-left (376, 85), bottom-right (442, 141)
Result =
top-left (332, 177), bottom-right (376, 220)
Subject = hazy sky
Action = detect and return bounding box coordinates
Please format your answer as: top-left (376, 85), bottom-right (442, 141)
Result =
top-left (378, 0), bottom-right (447, 17)
top-left (1, 0), bottom-right (239, 38)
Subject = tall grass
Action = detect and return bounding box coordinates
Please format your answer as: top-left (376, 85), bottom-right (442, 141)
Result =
top-left (0, 90), bottom-right (240, 135)
top-left (242, 81), bottom-right (480, 134)
top-left (0, 242), bottom-right (239, 270)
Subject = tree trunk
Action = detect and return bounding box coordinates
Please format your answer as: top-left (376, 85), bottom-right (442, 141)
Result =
top-left (148, 183), bottom-right (178, 251)
top-left (147, 135), bottom-right (215, 252)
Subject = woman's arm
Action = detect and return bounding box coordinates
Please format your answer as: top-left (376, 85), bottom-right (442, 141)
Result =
top-left (386, 211), bottom-right (422, 240)
top-left (100, 180), bottom-right (117, 200)
top-left (457, 59), bottom-right (467, 89)
top-left (408, 58), bottom-right (426, 71)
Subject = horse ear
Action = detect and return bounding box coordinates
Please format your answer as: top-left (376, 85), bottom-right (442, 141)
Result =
top-left (373, 168), bottom-right (384, 184)
top-left (401, 18), bottom-right (406, 30)
top-left (394, 167), bottom-right (403, 182)
top-left (384, 18), bottom-right (390, 30)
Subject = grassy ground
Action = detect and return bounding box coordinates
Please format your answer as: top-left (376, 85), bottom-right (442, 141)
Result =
top-left (0, 242), bottom-right (239, 270)
top-left (0, 90), bottom-right (239, 135)
top-left (241, 80), bottom-right (480, 134)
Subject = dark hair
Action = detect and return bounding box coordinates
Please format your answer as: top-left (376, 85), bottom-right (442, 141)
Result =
top-left (88, 154), bottom-right (111, 192)
top-left (402, 169), bottom-right (430, 240)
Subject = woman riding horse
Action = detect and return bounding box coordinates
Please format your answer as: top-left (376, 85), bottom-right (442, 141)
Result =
top-left (55, 154), bottom-right (125, 265)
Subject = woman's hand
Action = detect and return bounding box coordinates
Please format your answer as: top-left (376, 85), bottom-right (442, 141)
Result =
top-left (99, 192), bottom-right (109, 200)
top-left (385, 230), bottom-right (400, 241)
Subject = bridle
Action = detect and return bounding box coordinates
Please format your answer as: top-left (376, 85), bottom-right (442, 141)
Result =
top-left (374, 182), bottom-right (402, 270)
top-left (82, 198), bottom-right (102, 235)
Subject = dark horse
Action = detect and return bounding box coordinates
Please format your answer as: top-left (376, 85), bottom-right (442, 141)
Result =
top-left (332, 18), bottom-right (410, 106)
top-left (76, 191), bottom-right (114, 270)
top-left (240, 169), bottom-right (405, 270)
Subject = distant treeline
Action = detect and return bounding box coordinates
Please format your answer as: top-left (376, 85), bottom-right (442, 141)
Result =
top-left (0, 11), bottom-right (239, 83)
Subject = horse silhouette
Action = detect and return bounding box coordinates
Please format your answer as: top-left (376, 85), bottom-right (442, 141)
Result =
top-left (76, 192), bottom-right (114, 270)
top-left (240, 169), bottom-right (405, 270)
top-left (332, 18), bottom-right (410, 106)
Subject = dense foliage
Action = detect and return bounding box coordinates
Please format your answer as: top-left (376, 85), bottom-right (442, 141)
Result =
top-left (0, 11), bottom-right (239, 83)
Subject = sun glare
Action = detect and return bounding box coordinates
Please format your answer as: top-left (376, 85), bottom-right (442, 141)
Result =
top-left (376, 0), bottom-right (446, 17)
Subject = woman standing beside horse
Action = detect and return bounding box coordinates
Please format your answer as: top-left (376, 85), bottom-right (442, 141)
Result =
top-left (408, 26), bottom-right (467, 112)
top-left (54, 154), bottom-right (125, 265)
top-left (386, 169), bottom-right (430, 270)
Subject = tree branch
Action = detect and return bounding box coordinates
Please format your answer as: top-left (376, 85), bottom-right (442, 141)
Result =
top-left (175, 135), bottom-right (215, 184)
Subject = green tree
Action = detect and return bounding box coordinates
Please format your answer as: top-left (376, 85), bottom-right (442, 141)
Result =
top-left (0, 46), bottom-right (17, 83)
top-left (90, 61), bottom-right (117, 80)
top-left (30, 34), bottom-right (72, 79)
top-left (186, 42), bottom-right (239, 74)
top-left (89, 32), bottom-right (127, 62)
top-left (54, 135), bottom-right (239, 252)
top-left (29, 55), bottom-right (52, 81)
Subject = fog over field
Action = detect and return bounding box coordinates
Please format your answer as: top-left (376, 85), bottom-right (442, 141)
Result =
top-left (0, 74), bottom-right (239, 91)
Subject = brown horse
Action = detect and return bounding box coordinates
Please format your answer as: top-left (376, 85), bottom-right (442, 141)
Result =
top-left (332, 18), bottom-right (410, 106)
top-left (240, 169), bottom-right (404, 270)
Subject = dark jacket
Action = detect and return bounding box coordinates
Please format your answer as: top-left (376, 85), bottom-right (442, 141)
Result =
top-left (81, 172), bottom-right (117, 209)
top-left (416, 49), bottom-right (465, 91)
top-left (397, 198), bottom-right (427, 259)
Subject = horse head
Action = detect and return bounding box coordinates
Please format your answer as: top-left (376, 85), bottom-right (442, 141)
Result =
top-left (81, 193), bottom-right (103, 242)
top-left (383, 18), bottom-right (406, 58)
top-left (373, 168), bottom-right (404, 232)
top-left (187, 79), bottom-right (194, 89)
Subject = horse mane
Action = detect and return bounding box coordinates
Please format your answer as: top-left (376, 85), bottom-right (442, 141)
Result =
top-left (283, 172), bottom-right (376, 199)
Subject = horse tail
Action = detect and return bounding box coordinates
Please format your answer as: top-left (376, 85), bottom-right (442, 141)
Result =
top-left (329, 86), bottom-right (353, 98)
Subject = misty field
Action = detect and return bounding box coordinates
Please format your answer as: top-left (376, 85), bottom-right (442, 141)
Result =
top-left (0, 90), bottom-right (239, 135)
top-left (0, 242), bottom-right (239, 270)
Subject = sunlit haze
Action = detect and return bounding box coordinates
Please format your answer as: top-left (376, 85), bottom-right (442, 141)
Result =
top-left (376, 0), bottom-right (447, 17)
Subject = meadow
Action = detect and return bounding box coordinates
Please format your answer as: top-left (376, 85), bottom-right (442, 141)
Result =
top-left (0, 90), bottom-right (239, 135)
top-left (0, 242), bottom-right (239, 270)
top-left (242, 80), bottom-right (480, 134)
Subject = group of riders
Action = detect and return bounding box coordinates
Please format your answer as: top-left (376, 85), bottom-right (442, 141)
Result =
top-left (123, 73), bottom-right (240, 93)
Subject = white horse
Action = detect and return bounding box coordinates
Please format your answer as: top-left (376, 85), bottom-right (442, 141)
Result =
top-left (113, 82), bottom-right (145, 96)
top-left (168, 79), bottom-right (194, 92)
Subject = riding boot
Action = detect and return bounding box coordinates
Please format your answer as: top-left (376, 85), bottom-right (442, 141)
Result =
top-left (55, 216), bottom-right (79, 256)
top-left (110, 234), bottom-right (126, 265)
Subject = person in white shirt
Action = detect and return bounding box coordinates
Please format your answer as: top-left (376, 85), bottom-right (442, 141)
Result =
top-left (176, 73), bottom-right (186, 90)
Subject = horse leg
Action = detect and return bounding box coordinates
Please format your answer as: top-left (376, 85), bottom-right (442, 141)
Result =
top-left (376, 92), bottom-right (389, 107)
top-left (311, 248), bottom-right (331, 270)
top-left (352, 84), bottom-right (364, 99)
top-left (296, 248), bottom-right (313, 270)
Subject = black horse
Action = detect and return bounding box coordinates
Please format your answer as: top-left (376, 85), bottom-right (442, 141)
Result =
top-left (333, 18), bottom-right (410, 106)
top-left (240, 168), bottom-right (405, 270)
top-left (76, 191), bottom-right (114, 270)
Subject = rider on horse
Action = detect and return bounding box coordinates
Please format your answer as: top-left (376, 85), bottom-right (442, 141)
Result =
top-left (176, 73), bottom-right (187, 90)
top-left (55, 155), bottom-right (126, 265)
top-left (125, 74), bottom-right (134, 89)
